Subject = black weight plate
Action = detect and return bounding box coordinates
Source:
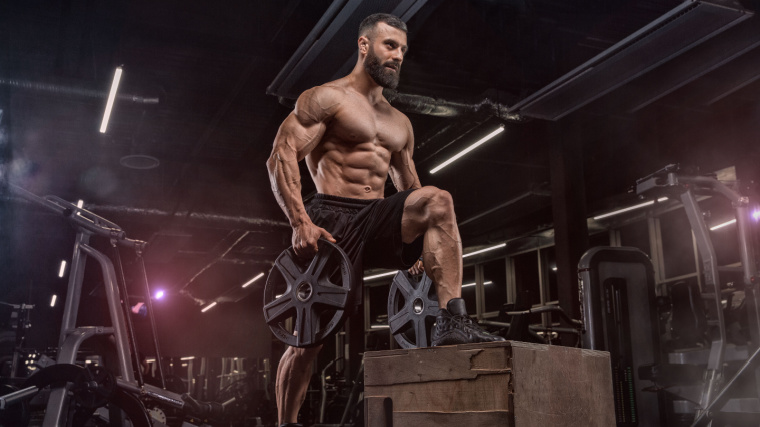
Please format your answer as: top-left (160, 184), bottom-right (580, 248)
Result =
top-left (263, 239), bottom-right (354, 348)
top-left (387, 271), bottom-right (439, 348)
top-left (72, 365), bottom-right (116, 409)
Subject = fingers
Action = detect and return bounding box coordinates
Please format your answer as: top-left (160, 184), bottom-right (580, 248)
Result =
top-left (293, 225), bottom-right (336, 258)
top-left (407, 259), bottom-right (424, 275)
top-left (319, 228), bottom-right (337, 243)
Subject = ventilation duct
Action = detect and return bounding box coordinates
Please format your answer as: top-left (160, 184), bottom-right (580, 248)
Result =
top-left (508, 0), bottom-right (753, 121)
top-left (267, 0), bottom-right (430, 100)
top-left (383, 90), bottom-right (524, 121)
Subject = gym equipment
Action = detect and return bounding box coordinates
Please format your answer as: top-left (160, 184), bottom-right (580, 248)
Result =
top-left (579, 246), bottom-right (662, 426)
top-left (583, 165), bottom-right (760, 426)
top-left (636, 166), bottom-right (760, 426)
top-left (263, 239), bottom-right (354, 348)
top-left (387, 271), bottom-right (439, 348)
top-left (1, 184), bottom-right (231, 426)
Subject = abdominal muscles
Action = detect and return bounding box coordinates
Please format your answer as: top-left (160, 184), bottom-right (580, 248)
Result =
top-left (308, 141), bottom-right (391, 199)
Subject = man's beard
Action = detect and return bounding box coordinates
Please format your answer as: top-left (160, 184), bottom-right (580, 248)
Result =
top-left (364, 46), bottom-right (400, 89)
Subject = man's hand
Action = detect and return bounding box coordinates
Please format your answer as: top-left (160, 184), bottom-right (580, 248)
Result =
top-left (292, 221), bottom-right (337, 259)
top-left (408, 258), bottom-right (424, 275)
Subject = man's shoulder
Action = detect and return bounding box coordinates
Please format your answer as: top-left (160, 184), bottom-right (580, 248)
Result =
top-left (294, 83), bottom-right (349, 121)
top-left (303, 79), bottom-right (352, 101)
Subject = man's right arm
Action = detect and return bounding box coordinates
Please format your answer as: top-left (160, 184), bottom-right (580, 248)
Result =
top-left (266, 87), bottom-right (338, 256)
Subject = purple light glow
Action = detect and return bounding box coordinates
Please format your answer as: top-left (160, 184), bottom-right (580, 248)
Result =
top-left (753, 210), bottom-right (760, 221)
top-left (154, 290), bottom-right (165, 300)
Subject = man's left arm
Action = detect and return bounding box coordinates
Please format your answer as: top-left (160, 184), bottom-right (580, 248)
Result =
top-left (389, 117), bottom-right (421, 192)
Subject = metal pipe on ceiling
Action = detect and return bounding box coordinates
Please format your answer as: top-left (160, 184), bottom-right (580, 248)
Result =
top-left (383, 90), bottom-right (524, 122)
top-left (0, 77), bottom-right (159, 104)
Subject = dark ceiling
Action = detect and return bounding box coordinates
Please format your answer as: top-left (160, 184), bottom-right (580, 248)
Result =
top-left (2, 0), bottom-right (760, 354)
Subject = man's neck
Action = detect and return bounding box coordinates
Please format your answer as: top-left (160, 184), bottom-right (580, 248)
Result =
top-left (347, 64), bottom-right (385, 103)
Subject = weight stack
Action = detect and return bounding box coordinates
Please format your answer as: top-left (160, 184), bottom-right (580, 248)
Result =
top-left (364, 341), bottom-right (615, 426)
top-left (578, 246), bottom-right (662, 426)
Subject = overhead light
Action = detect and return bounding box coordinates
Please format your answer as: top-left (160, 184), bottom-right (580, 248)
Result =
top-left (154, 290), bottom-right (164, 300)
top-left (201, 302), bottom-right (217, 313)
top-left (363, 242), bottom-right (507, 281)
top-left (58, 261), bottom-right (67, 278)
top-left (752, 210), bottom-right (760, 221)
top-left (710, 219), bottom-right (736, 231)
top-left (593, 197), bottom-right (668, 220)
top-left (99, 66), bottom-right (123, 133)
top-left (430, 125), bottom-right (505, 174)
top-left (463, 243), bottom-right (506, 258)
top-left (363, 271), bottom-right (398, 281)
top-left (50, 295), bottom-right (57, 307)
top-left (181, 356), bottom-right (195, 361)
top-left (242, 272), bottom-right (265, 288)
top-left (370, 325), bottom-right (390, 329)
top-left (461, 281), bottom-right (493, 288)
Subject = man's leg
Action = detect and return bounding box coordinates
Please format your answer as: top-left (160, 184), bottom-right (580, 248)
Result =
top-left (276, 344), bottom-right (322, 425)
top-left (401, 186), bottom-right (504, 345)
top-left (400, 186), bottom-right (461, 307)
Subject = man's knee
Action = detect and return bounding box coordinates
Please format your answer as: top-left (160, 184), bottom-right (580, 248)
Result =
top-left (418, 186), bottom-right (455, 225)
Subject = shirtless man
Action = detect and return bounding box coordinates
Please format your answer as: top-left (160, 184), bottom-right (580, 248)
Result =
top-left (266, 13), bottom-right (504, 427)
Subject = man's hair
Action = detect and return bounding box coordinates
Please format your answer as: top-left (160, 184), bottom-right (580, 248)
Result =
top-left (358, 13), bottom-right (407, 38)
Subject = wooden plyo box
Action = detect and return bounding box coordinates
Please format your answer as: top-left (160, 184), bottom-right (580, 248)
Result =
top-left (364, 341), bottom-right (615, 427)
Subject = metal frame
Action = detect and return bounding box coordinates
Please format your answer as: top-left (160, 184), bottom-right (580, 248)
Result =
top-left (3, 184), bottom-right (226, 425)
top-left (636, 169), bottom-right (760, 425)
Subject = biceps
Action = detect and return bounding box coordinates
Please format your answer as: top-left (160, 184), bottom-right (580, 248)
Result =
top-left (275, 113), bottom-right (326, 160)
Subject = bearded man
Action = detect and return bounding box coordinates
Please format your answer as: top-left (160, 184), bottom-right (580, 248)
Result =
top-left (266, 13), bottom-right (504, 427)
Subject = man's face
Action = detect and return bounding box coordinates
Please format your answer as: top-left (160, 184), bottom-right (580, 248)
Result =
top-left (362, 23), bottom-right (407, 90)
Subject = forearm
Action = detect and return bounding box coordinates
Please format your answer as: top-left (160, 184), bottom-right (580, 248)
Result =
top-left (267, 150), bottom-right (311, 228)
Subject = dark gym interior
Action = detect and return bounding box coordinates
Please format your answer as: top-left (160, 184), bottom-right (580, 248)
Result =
top-left (2, 0), bottom-right (760, 425)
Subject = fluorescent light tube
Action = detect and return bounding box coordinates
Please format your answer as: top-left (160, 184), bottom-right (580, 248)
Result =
top-left (430, 125), bottom-right (505, 174)
top-left (50, 295), bottom-right (57, 307)
top-left (242, 272), bottom-right (265, 288)
top-left (463, 243), bottom-right (506, 258)
top-left (593, 197), bottom-right (669, 220)
top-left (710, 219), bottom-right (736, 231)
top-left (461, 281), bottom-right (493, 288)
top-left (363, 271), bottom-right (398, 281)
top-left (363, 243), bottom-right (507, 281)
top-left (201, 302), bottom-right (217, 313)
top-left (58, 261), bottom-right (67, 278)
top-left (100, 66), bottom-right (123, 133)
top-left (594, 201), bottom-right (653, 220)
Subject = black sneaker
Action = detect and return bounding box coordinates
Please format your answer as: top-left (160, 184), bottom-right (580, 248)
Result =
top-left (431, 298), bottom-right (506, 346)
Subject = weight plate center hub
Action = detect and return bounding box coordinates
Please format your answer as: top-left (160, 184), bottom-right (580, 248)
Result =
top-left (296, 281), bottom-right (313, 302)
top-left (412, 297), bottom-right (424, 314)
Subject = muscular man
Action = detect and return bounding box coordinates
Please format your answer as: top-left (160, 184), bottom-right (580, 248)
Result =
top-left (266, 13), bottom-right (504, 427)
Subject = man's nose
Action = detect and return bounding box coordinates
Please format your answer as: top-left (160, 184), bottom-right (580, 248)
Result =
top-left (391, 48), bottom-right (404, 62)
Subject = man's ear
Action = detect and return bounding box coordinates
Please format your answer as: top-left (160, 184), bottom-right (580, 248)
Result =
top-left (358, 36), bottom-right (369, 55)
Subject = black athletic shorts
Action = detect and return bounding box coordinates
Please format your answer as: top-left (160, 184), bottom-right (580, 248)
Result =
top-left (305, 189), bottom-right (424, 302)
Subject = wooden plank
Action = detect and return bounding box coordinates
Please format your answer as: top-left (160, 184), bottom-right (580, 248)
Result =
top-left (511, 344), bottom-right (615, 426)
top-left (393, 410), bottom-right (514, 427)
top-left (365, 373), bottom-right (512, 412)
top-left (365, 396), bottom-right (392, 427)
top-left (365, 344), bottom-right (512, 386)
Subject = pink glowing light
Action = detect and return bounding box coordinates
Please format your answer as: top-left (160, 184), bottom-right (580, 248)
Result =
top-left (154, 290), bottom-right (165, 300)
top-left (752, 210), bottom-right (760, 221)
